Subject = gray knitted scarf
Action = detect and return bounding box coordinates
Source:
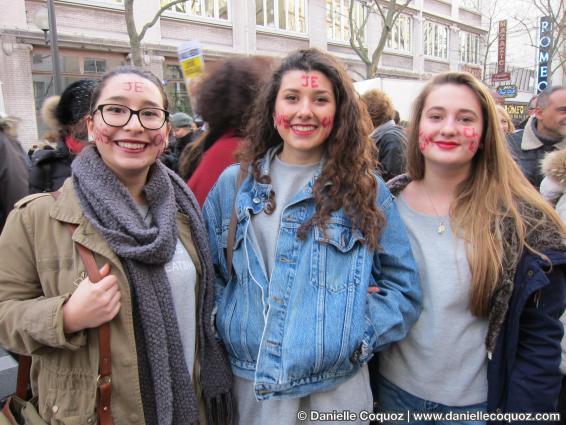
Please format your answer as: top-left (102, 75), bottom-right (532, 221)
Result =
top-left (71, 146), bottom-right (235, 425)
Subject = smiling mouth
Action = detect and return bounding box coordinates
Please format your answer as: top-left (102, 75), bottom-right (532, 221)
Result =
top-left (116, 141), bottom-right (147, 151)
top-left (435, 141), bottom-right (459, 149)
top-left (291, 124), bottom-right (317, 135)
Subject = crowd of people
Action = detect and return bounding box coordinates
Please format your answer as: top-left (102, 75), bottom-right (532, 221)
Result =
top-left (0, 47), bottom-right (565, 425)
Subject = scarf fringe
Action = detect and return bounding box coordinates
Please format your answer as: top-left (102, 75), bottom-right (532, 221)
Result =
top-left (205, 391), bottom-right (237, 425)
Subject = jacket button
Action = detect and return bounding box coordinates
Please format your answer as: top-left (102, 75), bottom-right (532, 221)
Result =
top-left (52, 405), bottom-right (59, 413)
top-left (527, 270), bottom-right (534, 277)
top-left (252, 197), bottom-right (261, 204)
top-left (130, 413), bottom-right (139, 422)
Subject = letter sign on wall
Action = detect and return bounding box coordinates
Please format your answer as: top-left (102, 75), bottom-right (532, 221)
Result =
top-left (537, 16), bottom-right (553, 93)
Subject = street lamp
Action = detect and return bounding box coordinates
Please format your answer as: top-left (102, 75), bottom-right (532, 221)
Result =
top-left (33, 0), bottom-right (62, 95)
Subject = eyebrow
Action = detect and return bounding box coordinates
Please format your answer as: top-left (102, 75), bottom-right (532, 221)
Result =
top-left (103, 96), bottom-right (161, 108)
top-left (426, 106), bottom-right (479, 116)
top-left (282, 88), bottom-right (332, 95)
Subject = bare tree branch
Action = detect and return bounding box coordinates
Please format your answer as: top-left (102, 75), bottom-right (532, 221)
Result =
top-left (138, 0), bottom-right (189, 41)
top-left (349, 0), bottom-right (411, 78)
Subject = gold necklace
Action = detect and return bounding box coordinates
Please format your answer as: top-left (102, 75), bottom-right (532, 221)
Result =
top-left (422, 182), bottom-right (447, 235)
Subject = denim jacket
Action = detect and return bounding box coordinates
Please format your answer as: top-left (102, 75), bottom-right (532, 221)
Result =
top-left (203, 147), bottom-right (421, 400)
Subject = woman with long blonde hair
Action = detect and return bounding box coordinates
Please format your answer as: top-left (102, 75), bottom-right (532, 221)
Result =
top-left (376, 72), bottom-right (566, 421)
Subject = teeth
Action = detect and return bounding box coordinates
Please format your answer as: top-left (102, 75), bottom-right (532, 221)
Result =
top-left (117, 141), bottom-right (145, 149)
top-left (293, 125), bottom-right (315, 131)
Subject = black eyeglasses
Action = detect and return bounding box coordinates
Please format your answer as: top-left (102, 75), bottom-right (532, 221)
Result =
top-left (93, 104), bottom-right (169, 130)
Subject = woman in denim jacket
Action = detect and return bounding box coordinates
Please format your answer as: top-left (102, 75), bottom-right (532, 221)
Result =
top-left (203, 49), bottom-right (422, 424)
top-left (376, 72), bottom-right (566, 423)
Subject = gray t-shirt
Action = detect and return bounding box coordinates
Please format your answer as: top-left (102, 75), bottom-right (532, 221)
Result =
top-left (379, 194), bottom-right (488, 406)
top-left (251, 155), bottom-right (318, 279)
top-left (138, 205), bottom-right (197, 375)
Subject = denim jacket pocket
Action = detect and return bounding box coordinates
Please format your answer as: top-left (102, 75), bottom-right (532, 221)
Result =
top-left (312, 220), bottom-right (365, 293)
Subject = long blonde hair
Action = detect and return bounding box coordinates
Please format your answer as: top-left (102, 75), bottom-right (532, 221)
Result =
top-left (406, 72), bottom-right (566, 317)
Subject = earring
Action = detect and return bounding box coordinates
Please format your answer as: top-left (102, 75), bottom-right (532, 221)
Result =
top-left (88, 134), bottom-right (95, 143)
top-left (274, 121), bottom-right (277, 129)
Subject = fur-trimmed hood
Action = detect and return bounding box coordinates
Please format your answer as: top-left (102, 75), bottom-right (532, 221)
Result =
top-left (541, 149), bottom-right (566, 189)
top-left (387, 174), bottom-right (566, 355)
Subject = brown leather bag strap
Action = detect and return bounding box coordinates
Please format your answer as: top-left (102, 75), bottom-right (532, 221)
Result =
top-left (226, 163), bottom-right (248, 280)
top-left (15, 354), bottom-right (31, 400)
top-left (50, 191), bottom-right (113, 425)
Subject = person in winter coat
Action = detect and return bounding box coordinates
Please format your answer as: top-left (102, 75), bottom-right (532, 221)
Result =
top-left (29, 79), bottom-right (98, 193)
top-left (0, 114), bottom-right (28, 233)
top-left (376, 72), bottom-right (566, 423)
top-left (179, 56), bottom-right (275, 206)
top-left (361, 89), bottom-right (407, 182)
top-left (204, 48), bottom-right (421, 425)
top-left (540, 149), bottom-right (566, 424)
top-left (507, 86), bottom-right (566, 188)
top-left (0, 66), bottom-right (235, 425)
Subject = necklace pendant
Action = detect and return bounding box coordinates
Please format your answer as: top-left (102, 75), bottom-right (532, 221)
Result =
top-left (437, 222), bottom-right (446, 235)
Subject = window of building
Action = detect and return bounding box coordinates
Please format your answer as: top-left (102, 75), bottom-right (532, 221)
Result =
top-left (84, 58), bottom-right (107, 74)
top-left (459, 31), bottom-right (480, 65)
top-left (163, 0), bottom-right (229, 21)
top-left (386, 14), bottom-right (412, 53)
top-left (459, 0), bottom-right (479, 10)
top-left (325, 0), bottom-right (366, 43)
top-left (424, 21), bottom-right (449, 60)
top-left (256, 0), bottom-right (307, 33)
top-left (164, 64), bottom-right (193, 115)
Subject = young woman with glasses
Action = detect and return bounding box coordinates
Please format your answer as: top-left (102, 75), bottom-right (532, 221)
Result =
top-left (0, 66), bottom-right (235, 424)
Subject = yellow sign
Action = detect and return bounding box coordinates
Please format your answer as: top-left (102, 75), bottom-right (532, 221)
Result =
top-left (177, 41), bottom-right (204, 80)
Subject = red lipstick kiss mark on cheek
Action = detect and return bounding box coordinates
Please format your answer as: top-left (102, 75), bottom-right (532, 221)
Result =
top-left (275, 114), bottom-right (290, 129)
top-left (123, 81), bottom-right (145, 92)
top-left (321, 116), bottom-right (334, 128)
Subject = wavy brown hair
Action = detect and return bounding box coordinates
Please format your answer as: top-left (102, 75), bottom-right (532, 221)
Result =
top-left (361, 89), bottom-right (395, 128)
top-left (239, 48), bottom-right (384, 249)
top-left (406, 72), bottom-right (566, 317)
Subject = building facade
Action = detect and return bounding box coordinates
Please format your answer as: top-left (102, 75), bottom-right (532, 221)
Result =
top-left (0, 0), bottom-right (486, 147)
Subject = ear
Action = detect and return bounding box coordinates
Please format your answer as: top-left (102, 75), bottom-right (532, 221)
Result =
top-left (534, 106), bottom-right (544, 120)
top-left (86, 115), bottom-right (95, 143)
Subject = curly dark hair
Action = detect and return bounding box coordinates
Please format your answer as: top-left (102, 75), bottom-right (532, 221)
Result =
top-left (196, 56), bottom-right (275, 150)
top-left (361, 89), bottom-right (395, 128)
top-left (178, 56), bottom-right (275, 179)
top-left (239, 48), bottom-right (385, 249)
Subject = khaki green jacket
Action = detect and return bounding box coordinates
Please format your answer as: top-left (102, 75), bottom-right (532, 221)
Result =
top-left (0, 179), bottom-right (203, 425)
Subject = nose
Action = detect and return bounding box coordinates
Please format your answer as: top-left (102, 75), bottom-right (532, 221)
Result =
top-left (440, 117), bottom-right (457, 137)
top-left (297, 98), bottom-right (313, 120)
top-left (123, 111), bottom-right (144, 131)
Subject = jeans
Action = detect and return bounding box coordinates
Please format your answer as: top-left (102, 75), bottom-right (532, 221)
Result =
top-left (376, 374), bottom-right (487, 425)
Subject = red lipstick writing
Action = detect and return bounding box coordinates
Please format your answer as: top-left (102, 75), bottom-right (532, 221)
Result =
top-left (418, 130), bottom-right (432, 151)
top-left (275, 114), bottom-right (290, 129)
top-left (321, 116), bottom-right (334, 128)
top-left (301, 74), bottom-right (319, 88)
top-left (123, 81), bottom-right (144, 92)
